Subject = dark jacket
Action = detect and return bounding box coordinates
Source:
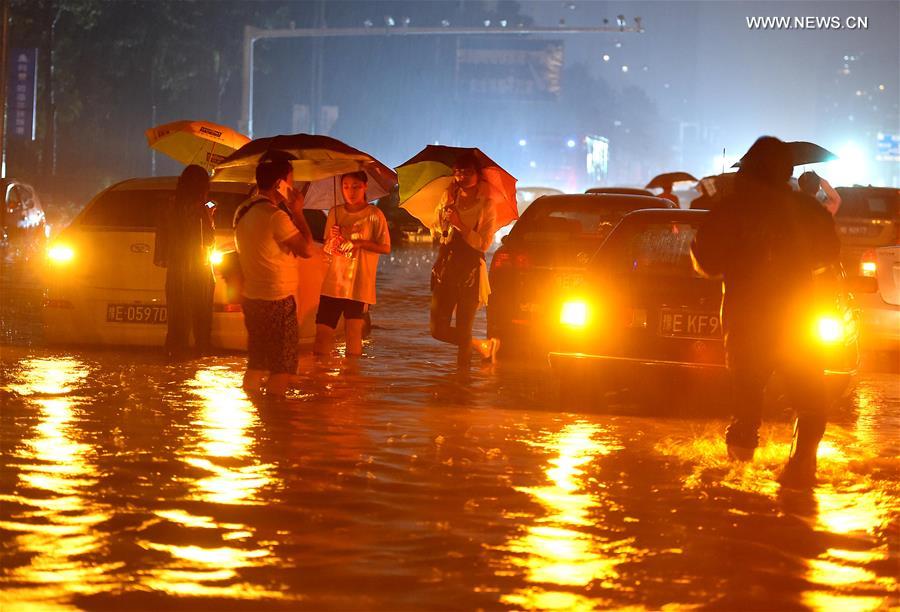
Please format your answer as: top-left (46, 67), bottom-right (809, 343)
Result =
top-left (691, 173), bottom-right (840, 342)
top-left (154, 196), bottom-right (215, 279)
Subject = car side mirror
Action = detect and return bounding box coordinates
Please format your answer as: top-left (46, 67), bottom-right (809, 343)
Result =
top-left (845, 275), bottom-right (878, 294)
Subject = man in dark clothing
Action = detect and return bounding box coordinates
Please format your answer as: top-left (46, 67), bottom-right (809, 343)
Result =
top-left (691, 136), bottom-right (841, 488)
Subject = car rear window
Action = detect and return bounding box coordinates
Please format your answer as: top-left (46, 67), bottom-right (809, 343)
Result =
top-left (510, 201), bottom-right (646, 243)
top-left (835, 189), bottom-right (898, 220)
top-left (78, 188), bottom-right (249, 229)
top-left (605, 222), bottom-right (702, 278)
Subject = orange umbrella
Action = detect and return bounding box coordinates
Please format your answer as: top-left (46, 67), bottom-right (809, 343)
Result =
top-left (146, 120), bottom-right (250, 171)
top-left (396, 145), bottom-right (518, 231)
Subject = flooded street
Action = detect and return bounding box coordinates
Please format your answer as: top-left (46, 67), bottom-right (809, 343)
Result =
top-left (1, 247), bottom-right (898, 610)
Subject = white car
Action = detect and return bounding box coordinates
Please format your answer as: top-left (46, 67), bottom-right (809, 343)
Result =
top-left (43, 177), bottom-right (327, 349)
top-left (495, 186), bottom-right (565, 245)
top-left (856, 245), bottom-right (899, 351)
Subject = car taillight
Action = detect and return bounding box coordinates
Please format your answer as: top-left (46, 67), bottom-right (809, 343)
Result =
top-left (816, 315), bottom-right (844, 344)
top-left (490, 251), bottom-right (530, 272)
top-left (560, 299), bottom-right (589, 327)
top-left (859, 249), bottom-right (877, 277)
top-left (47, 243), bottom-right (75, 263)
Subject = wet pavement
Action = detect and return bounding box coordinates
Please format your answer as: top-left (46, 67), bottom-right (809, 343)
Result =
top-left (1, 247), bottom-right (898, 610)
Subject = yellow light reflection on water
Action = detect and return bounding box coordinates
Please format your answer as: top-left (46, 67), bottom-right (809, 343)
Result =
top-left (0, 358), bottom-right (121, 606)
top-left (137, 366), bottom-right (283, 602)
top-left (183, 367), bottom-right (275, 505)
top-left (817, 487), bottom-right (887, 535)
top-left (804, 591), bottom-right (889, 611)
top-left (499, 422), bottom-right (625, 608)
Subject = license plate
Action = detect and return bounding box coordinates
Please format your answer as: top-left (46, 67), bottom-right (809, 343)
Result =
top-left (659, 309), bottom-right (721, 339)
top-left (555, 273), bottom-right (583, 289)
top-left (106, 303), bottom-right (167, 324)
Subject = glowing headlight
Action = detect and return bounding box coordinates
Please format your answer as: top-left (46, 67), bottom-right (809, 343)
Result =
top-left (47, 244), bottom-right (75, 263)
top-left (209, 249), bottom-right (224, 266)
top-left (560, 300), bottom-right (589, 327)
top-left (817, 315), bottom-right (844, 344)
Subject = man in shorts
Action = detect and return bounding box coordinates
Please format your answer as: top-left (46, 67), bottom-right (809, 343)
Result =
top-left (234, 157), bottom-right (313, 395)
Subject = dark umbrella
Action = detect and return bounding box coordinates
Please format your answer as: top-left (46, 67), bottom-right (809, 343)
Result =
top-left (212, 133), bottom-right (397, 208)
top-left (732, 141), bottom-right (838, 168)
top-left (645, 171), bottom-right (698, 190)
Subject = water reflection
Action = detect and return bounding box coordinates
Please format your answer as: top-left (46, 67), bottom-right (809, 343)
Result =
top-left (0, 358), bottom-right (120, 605)
top-left (138, 366), bottom-right (285, 602)
top-left (499, 422), bottom-right (625, 609)
top-left (182, 367), bottom-right (274, 505)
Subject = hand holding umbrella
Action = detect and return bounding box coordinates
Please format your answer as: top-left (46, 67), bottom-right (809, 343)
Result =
top-left (396, 145), bottom-right (518, 231)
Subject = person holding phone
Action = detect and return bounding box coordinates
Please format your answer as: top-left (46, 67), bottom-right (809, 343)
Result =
top-left (798, 171), bottom-right (842, 216)
top-left (233, 158), bottom-right (313, 396)
top-left (154, 164), bottom-right (215, 360)
top-left (429, 154), bottom-right (499, 366)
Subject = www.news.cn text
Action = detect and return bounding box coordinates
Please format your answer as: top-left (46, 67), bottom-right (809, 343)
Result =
top-left (746, 16), bottom-right (869, 30)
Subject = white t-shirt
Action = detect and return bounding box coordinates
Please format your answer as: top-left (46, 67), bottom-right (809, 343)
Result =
top-left (320, 204), bottom-right (390, 304)
top-left (234, 197), bottom-right (300, 301)
top-left (433, 182), bottom-right (497, 252)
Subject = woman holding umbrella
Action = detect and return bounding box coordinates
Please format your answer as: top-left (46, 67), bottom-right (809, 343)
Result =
top-left (429, 153), bottom-right (500, 366)
top-left (313, 171), bottom-right (391, 357)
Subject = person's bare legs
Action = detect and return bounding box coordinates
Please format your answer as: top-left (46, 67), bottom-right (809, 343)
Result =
top-left (313, 324), bottom-right (335, 356)
top-left (345, 319), bottom-right (364, 356)
top-left (242, 369), bottom-right (268, 393)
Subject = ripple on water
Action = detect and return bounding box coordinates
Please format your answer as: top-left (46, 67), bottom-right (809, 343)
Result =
top-left (1, 249), bottom-right (898, 609)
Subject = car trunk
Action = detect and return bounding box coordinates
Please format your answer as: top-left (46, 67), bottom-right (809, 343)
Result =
top-left (606, 273), bottom-right (726, 366)
top-left (65, 227), bottom-right (167, 292)
top-left (491, 236), bottom-right (603, 326)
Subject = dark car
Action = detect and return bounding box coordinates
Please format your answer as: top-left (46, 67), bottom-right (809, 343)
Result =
top-left (585, 187), bottom-right (654, 197)
top-left (833, 186), bottom-right (899, 276)
top-left (487, 193), bottom-right (676, 351)
top-left (548, 209), bottom-right (865, 407)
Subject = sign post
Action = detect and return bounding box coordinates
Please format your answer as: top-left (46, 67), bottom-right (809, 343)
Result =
top-left (7, 48), bottom-right (38, 141)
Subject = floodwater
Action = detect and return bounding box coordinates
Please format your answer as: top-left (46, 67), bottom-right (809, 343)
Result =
top-left (1, 247), bottom-right (898, 610)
